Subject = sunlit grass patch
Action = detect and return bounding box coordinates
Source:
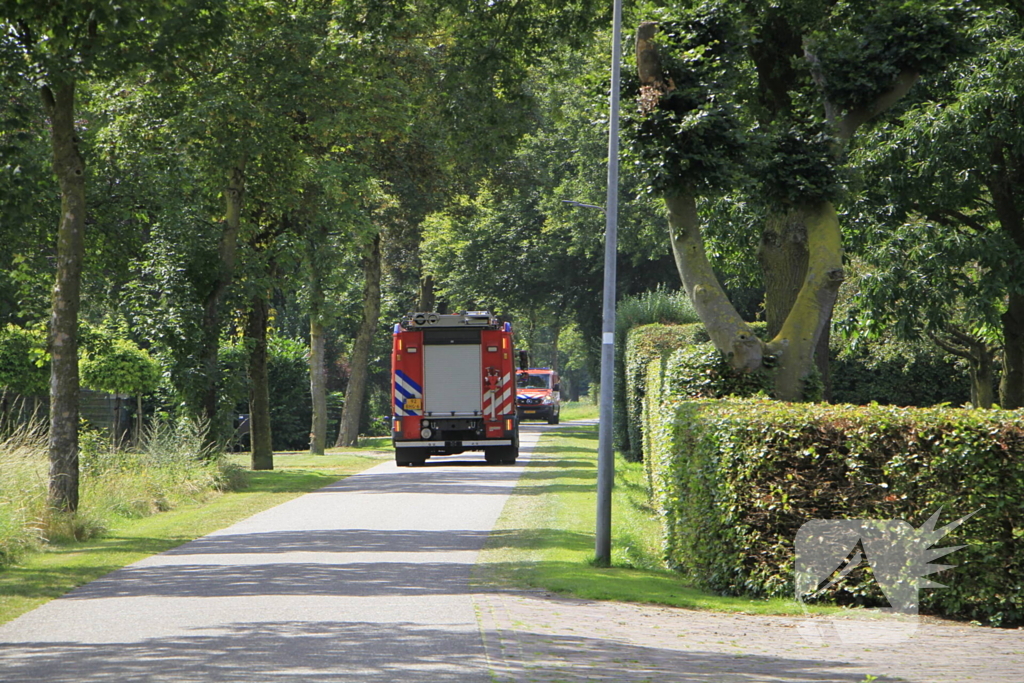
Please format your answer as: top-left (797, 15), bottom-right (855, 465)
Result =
top-left (558, 401), bottom-right (600, 422)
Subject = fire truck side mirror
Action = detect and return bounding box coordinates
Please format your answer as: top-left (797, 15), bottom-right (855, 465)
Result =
top-left (517, 349), bottom-right (528, 370)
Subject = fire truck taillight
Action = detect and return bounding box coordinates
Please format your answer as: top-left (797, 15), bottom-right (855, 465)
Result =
top-left (393, 419), bottom-right (401, 433)
top-left (506, 418), bottom-right (513, 432)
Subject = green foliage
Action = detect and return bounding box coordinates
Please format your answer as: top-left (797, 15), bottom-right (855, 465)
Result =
top-left (614, 290), bottom-right (700, 458)
top-left (0, 324), bottom-right (48, 396)
top-left (810, 1), bottom-right (971, 111)
top-left (623, 323), bottom-right (708, 462)
top-left (758, 122), bottom-right (844, 206)
top-left (644, 397), bottom-right (1024, 626)
top-left (622, 2), bottom-right (748, 197)
top-left (267, 336), bottom-right (311, 451)
top-left (662, 341), bottom-right (777, 401)
top-left (830, 350), bottom-right (971, 407)
top-left (79, 337), bottom-right (161, 397)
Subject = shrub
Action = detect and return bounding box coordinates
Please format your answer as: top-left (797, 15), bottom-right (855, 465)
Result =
top-left (267, 337), bottom-right (311, 450)
top-left (614, 290), bottom-right (699, 457)
top-left (831, 349), bottom-right (971, 407)
top-left (624, 321), bottom-right (771, 462)
top-left (624, 323), bottom-right (710, 462)
top-left (644, 397), bottom-right (1024, 626)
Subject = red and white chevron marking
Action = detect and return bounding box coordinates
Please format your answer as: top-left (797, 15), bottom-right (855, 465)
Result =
top-left (482, 372), bottom-right (513, 419)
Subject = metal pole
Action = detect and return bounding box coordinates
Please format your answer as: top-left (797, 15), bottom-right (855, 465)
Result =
top-left (595, 0), bottom-right (622, 567)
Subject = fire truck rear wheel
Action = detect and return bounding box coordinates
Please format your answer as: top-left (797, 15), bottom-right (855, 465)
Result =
top-left (485, 446), bottom-right (518, 465)
top-left (396, 448), bottom-right (428, 467)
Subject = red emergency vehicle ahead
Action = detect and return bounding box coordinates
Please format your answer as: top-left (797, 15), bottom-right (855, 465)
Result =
top-left (391, 311), bottom-right (519, 466)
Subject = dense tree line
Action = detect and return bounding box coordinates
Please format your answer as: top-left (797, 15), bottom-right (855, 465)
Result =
top-left (3, 0), bottom-right (1023, 514)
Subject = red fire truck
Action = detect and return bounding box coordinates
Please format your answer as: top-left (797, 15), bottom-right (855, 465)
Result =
top-left (391, 311), bottom-right (519, 466)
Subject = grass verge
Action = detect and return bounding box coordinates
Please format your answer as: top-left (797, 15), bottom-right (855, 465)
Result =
top-left (475, 421), bottom-right (839, 616)
top-left (558, 401), bottom-right (600, 422)
top-left (0, 450), bottom-right (383, 626)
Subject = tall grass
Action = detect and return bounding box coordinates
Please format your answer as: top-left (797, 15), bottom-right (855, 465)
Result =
top-left (0, 423), bottom-right (48, 566)
top-left (0, 417), bottom-right (243, 567)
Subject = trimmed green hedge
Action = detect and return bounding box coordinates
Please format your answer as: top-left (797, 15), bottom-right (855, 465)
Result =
top-left (623, 322), bottom-right (770, 462)
top-left (623, 324), bottom-right (710, 462)
top-left (644, 397), bottom-right (1024, 626)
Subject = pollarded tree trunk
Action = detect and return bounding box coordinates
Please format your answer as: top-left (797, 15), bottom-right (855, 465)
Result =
top-left (664, 191), bottom-right (763, 371)
top-left (759, 210), bottom-right (834, 400)
top-left (760, 210), bottom-right (809, 339)
top-left (336, 234), bottom-right (382, 448)
top-left (763, 202), bottom-right (844, 401)
top-left (247, 293), bottom-right (274, 470)
top-left (42, 77), bottom-right (85, 513)
top-left (201, 161), bottom-right (245, 434)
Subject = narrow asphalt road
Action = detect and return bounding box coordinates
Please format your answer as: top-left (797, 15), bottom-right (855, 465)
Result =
top-left (1, 420), bottom-right (1021, 682)
top-left (0, 424), bottom-right (549, 682)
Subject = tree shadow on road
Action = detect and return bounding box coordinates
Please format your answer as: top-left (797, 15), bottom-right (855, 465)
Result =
top-left (0, 619), bottom-right (899, 683)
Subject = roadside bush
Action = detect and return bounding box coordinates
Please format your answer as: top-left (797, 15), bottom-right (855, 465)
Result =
top-left (644, 397), bottom-right (1024, 626)
top-left (267, 337), bottom-right (312, 450)
top-left (831, 348), bottom-right (971, 407)
top-left (624, 323), bottom-right (709, 462)
top-left (614, 290), bottom-right (699, 458)
top-left (624, 322), bottom-right (770, 462)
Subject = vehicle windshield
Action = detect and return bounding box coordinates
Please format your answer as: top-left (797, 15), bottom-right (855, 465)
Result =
top-left (517, 373), bottom-right (550, 389)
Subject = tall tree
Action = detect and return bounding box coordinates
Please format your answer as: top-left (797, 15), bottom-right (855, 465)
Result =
top-left (845, 7), bottom-right (1024, 408)
top-left (335, 233), bottom-right (382, 447)
top-left (0, 0), bottom-right (223, 510)
top-left (626, 1), bottom-right (968, 399)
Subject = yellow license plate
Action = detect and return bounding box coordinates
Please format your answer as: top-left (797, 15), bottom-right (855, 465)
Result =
top-left (405, 398), bottom-right (422, 410)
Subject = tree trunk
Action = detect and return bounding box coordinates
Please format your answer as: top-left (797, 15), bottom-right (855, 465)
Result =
top-left (765, 202), bottom-right (845, 401)
top-left (136, 394), bottom-right (144, 447)
top-left (971, 349), bottom-right (995, 410)
top-left (665, 191), bottom-right (762, 371)
top-left (760, 210), bottom-right (808, 339)
top-left (988, 147), bottom-right (1024, 409)
top-left (418, 273), bottom-right (436, 312)
top-left (42, 77), bottom-right (85, 513)
top-left (309, 317), bottom-right (328, 455)
top-left (247, 293), bottom-right (274, 470)
top-left (200, 161), bottom-right (245, 434)
top-left (760, 208), bottom-right (833, 400)
top-left (307, 225), bottom-right (328, 455)
top-left (336, 234), bottom-right (382, 448)
top-left (1000, 291), bottom-right (1024, 409)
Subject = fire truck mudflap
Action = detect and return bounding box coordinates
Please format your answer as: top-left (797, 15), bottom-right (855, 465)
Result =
top-left (391, 311), bottom-right (519, 466)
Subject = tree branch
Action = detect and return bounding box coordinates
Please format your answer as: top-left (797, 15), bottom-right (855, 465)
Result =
top-left (837, 69), bottom-right (920, 141)
top-left (928, 330), bottom-right (969, 359)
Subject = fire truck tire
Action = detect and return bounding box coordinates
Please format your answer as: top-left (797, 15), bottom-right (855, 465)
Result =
top-left (547, 411), bottom-right (559, 425)
top-left (485, 446), bottom-right (518, 465)
top-left (395, 448), bottom-right (428, 467)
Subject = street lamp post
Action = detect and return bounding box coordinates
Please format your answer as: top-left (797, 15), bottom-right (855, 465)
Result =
top-left (595, 0), bottom-right (623, 567)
